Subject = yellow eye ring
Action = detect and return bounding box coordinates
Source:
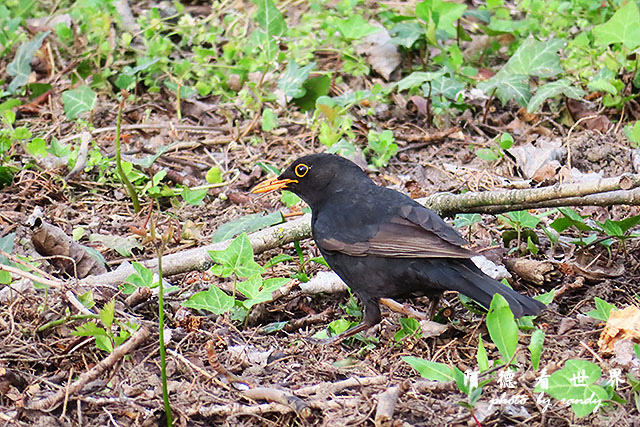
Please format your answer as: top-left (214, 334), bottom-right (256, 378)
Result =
top-left (294, 163), bottom-right (309, 178)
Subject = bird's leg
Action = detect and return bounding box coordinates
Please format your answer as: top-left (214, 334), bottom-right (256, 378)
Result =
top-left (308, 297), bottom-right (381, 345)
top-left (426, 294), bottom-right (442, 320)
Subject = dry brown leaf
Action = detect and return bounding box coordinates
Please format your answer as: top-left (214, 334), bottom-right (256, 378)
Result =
top-left (597, 305), bottom-right (640, 356)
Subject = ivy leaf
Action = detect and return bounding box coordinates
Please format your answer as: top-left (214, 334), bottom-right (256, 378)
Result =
top-left (183, 285), bottom-right (234, 314)
top-left (593, 1), bottom-right (640, 50)
top-left (61, 85), bottom-right (97, 120)
top-left (208, 233), bottom-right (265, 278)
top-left (527, 79), bottom-right (586, 113)
top-left (537, 359), bottom-right (607, 418)
top-left (390, 21), bottom-right (423, 48)
top-left (334, 15), bottom-right (381, 41)
top-left (252, 0), bottom-right (286, 37)
top-left (278, 61), bottom-right (315, 99)
top-left (90, 234), bottom-right (141, 257)
top-left (478, 71), bottom-right (530, 106)
top-left (585, 297), bottom-right (617, 322)
top-left (396, 70), bottom-right (445, 92)
top-left (7, 31), bottom-right (50, 93)
top-left (505, 37), bottom-right (565, 78)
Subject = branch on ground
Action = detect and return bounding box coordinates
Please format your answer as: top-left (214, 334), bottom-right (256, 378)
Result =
top-left (82, 173), bottom-right (640, 285)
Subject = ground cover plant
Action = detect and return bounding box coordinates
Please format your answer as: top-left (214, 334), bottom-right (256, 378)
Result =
top-left (1, 0), bottom-right (640, 425)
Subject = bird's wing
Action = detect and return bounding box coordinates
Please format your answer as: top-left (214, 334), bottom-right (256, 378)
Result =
top-left (318, 215), bottom-right (474, 259)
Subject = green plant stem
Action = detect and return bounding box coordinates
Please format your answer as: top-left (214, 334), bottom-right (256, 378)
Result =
top-left (37, 314), bottom-right (99, 332)
top-left (157, 244), bottom-right (173, 426)
top-left (114, 93), bottom-right (140, 213)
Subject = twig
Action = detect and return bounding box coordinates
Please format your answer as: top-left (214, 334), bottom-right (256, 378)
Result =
top-left (82, 214), bottom-right (312, 286)
top-left (380, 298), bottom-right (427, 320)
top-left (27, 326), bottom-right (150, 410)
top-left (374, 385), bottom-right (405, 426)
top-left (58, 123), bottom-right (227, 144)
top-left (294, 375), bottom-right (387, 397)
top-left (0, 263), bottom-right (64, 289)
top-left (84, 173), bottom-right (640, 285)
top-left (243, 387), bottom-right (311, 418)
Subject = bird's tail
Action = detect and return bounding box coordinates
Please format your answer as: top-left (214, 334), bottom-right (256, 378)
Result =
top-left (426, 258), bottom-right (546, 318)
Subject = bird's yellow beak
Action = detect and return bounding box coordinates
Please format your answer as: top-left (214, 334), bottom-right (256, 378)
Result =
top-left (251, 178), bottom-right (298, 193)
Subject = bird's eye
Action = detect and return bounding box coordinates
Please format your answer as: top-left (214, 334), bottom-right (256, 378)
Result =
top-left (295, 163), bottom-right (309, 178)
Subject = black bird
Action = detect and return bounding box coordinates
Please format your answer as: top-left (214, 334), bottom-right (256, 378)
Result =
top-left (252, 153), bottom-right (545, 342)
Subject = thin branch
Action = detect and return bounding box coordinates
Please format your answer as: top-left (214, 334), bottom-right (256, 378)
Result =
top-left (83, 173), bottom-right (640, 286)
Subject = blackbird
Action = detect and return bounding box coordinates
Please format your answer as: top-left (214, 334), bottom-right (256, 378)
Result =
top-left (252, 153), bottom-right (545, 342)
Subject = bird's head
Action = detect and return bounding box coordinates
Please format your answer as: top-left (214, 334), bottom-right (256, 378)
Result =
top-left (251, 153), bottom-right (368, 208)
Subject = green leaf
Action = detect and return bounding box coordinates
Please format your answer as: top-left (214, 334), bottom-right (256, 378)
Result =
top-left (504, 210), bottom-right (540, 229)
top-left (255, 162), bottom-right (280, 176)
top-left (587, 67), bottom-right (619, 95)
top-left (261, 107), bottom-right (278, 131)
top-left (7, 31), bottom-right (50, 93)
top-left (89, 234), bottom-right (141, 257)
top-left (486, 294), bottom-right (519, 363)
top-left (499, 133), bottom-right (513, 150)
top-left (48, 137), bottom-right (71, 158)
top-left (205, 166), bottom-right (223, 184)
top-left (585, 297), bottom-right (617, 322)
top-left (181, 186), bottom-right (208, 206)
top-left (61, 85), bottom-right (97, 120)
top-left (593, 1), bottom-right (640, 50)
top-left (12, 127), bottom-right (31, 140)
top-left (396, 71), bottom-right (445, 92)
top-left (0, 233), bottom-right (16, 265)
top-left (211, 212), bottom-right (285, 243)
top-left (280, 190), bottom-right (301, 207)
top-left (241, 276), bottom-right (289, 308)
top-left (527, 79), bottom-right (586, 113)
top-left (334, 15), bottom-right (381, 41)
top-left (416, 0), bottom-right (467, 38)
top-left (529, 328), bottom-right (545, 370)
top-left (536, 359), bottom-right (607, 418)
top-left (278, 61), bottom-right (315, 99)
top-left (183, 285), bottom-right (234, 314)
top-left (477, 336), bottom-right (489, 372)
top-left (208, 233), bottom-right (265, 278)
top-left (77, 291), bottom-right (95, 310)
top-left (292, 75), bottom-right (331, 112)
top-left (125, 262), bottom-right (155, 290)
top-left (635, 343), bottom-right (640, 359)
top-left (27, 137), bottom-right (47, 157)
top-left (72, 322), bottom-right (107, 337)
top-left (504, 37), bottom-right (565, 78)
top-left (527, 235), bottom-right (539, 255)
top-left (394, 317), bottom-right (422, 342)
top-left (402, 356), bottom-right (457, 382)
top-left (100, 299), bottom-right (115, 329)
top-left (428, 75), bottom-right (465, 100)
top-left (390, 21), bottom-right (423, 48)
top-left (476, 147), bottom-right (499, 162)
top-left (453, 213), bottom-right (481, 228)
top-left (624, 121), bottom-right (640, 144)
top-left (252, 0), bottom-right (286, 37)
top-left (264, 253), bottom-right (296, 268)
top-left (477, 71), bottom-right (530, 106)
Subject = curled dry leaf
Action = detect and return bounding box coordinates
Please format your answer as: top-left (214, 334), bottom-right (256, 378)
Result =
top-left (598, 305), bottom-right (640, 356)
top-left (31, 218), bottom-right (107, 278)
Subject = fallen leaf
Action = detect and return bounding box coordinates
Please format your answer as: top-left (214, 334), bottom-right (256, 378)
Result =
top-left (598, 305), bottom-right (640, 355)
